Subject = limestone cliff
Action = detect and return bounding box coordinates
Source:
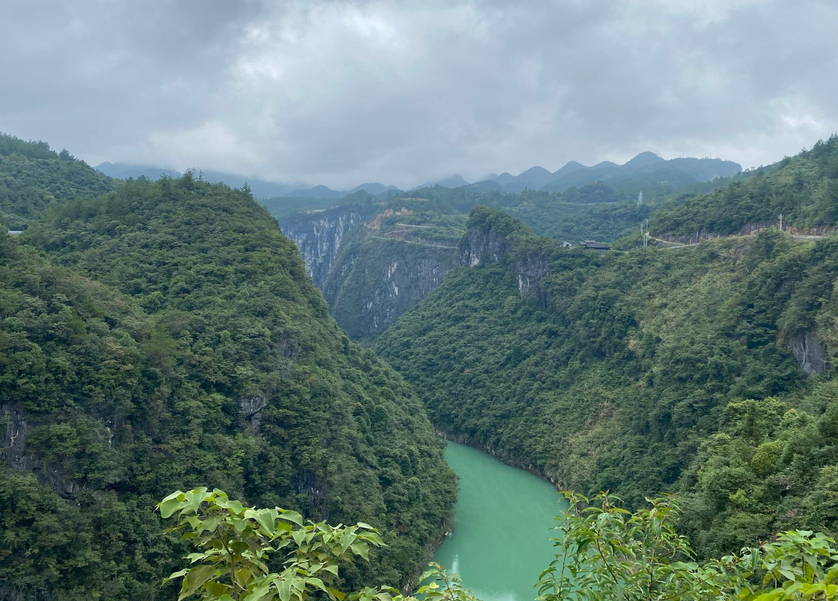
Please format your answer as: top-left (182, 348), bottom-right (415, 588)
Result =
top-left (325, 237), bottom-right (459, 339)
top-left (786, 330), bottom-right (831, 375)
top-left (459, 206), bottom-right (557, 307)
top-left (280, 203), bottom-right (377, 288)
top-left (323, 207), bottom-right (462, 339)
top-left (283, 202), bottom-right (463, 339)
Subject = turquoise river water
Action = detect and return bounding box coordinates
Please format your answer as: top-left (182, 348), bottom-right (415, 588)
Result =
top-left (431, 441), bottom-right (566, 601)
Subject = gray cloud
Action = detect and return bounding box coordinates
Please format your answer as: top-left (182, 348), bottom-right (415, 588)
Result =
top-left (1, 0), bottom-right (836, 188)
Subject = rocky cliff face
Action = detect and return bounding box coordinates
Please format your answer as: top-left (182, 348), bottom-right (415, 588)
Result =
top-left (460, 207), bottom-right (555, 307)
top-left (284, 203), bottom-right (463, 339)
top-left (786, 330), bottom-right (831, 375)
top-left (325, 239), bottom-right (459, 339)
top-left (280, 203), bottom-right (376, 288)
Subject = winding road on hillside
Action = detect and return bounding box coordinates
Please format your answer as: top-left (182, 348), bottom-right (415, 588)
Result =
top-left (646, 230), bottom-right (831, 249)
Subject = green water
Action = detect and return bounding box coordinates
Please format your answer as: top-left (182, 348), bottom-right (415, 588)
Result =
top-left (432, 442), bottom-right (565, 601)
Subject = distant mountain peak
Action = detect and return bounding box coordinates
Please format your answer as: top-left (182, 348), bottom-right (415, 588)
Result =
top-left (417, 174), bottom-right (470, 189)
top-left (518, 166), bottom-right (551, 176)
top-left (348, 182), bottom-right (398, 195)
top-left (624, 151), bottom-right (665, 169)
top-left (553, 161), bottom-right (586, 177)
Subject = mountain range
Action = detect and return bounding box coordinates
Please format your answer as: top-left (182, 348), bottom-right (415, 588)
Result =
top-left (96, 151), bottom-right (741, 201)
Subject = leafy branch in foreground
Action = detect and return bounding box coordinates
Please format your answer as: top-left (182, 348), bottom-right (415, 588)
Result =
top-left (158, 489), bottom-right (478, 601)
top-left (539, 492), bottom-right (838, 601)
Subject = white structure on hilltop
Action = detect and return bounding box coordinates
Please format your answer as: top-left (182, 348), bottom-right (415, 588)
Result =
top-left (637, 190), bottom-right (644, 206)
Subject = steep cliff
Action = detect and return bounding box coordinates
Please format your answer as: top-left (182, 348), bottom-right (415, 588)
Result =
top-left (322, 206), bottom-right (463, 339)
top-left (280, 202), bottom-right (377, 288)
top-left (459, 207), bottom-right (558, 307)
top-left (325, 237), bottom-right (460, 339)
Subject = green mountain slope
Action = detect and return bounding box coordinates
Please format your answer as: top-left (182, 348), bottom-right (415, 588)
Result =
top-left (650, 135), bottom-right (838, 239)
top-left (375, 206), bottom-right (838, 556)
top-left (0, 133), bottom-right (113, 228)
top-left (279, 188), bottom-right (653, 341)
top-left (1, 174), bottom-right (455, 600)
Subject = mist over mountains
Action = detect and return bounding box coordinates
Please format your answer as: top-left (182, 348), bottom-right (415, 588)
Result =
top-left (95, 152), bottom-right (741, 200)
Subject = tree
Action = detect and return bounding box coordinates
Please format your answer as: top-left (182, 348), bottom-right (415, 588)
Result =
top-left (538, 492), bottom-right (838, 601)
top-left (159, 488), bottom-right (478, 601)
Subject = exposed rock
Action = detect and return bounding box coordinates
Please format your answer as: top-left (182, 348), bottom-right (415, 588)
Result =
top-left (280, 203), bottom-right (377, 288)
top-left (1, 404), bottom-right (78, 497)
top-left (284, 203), bottom-right (462, 339)
top-left (1, 404), bottom-right (30, 471)
top-left (787, 330), bottom-right (830, 376)
top-left (459, 220), bottom-right (515, 267)
top-left (459, 208), bottom-right (553, 307)
top-left (238, 397), bottom-right (269, 430)
top-left (325, 241), bottom-right (459, 339)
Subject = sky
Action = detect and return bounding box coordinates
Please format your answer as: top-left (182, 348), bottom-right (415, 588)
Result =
top-left (1, 0), bottom-right (837, 189)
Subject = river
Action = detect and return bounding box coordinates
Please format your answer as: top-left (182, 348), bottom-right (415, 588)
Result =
top-left (431, 441), bottom-right (566, 601)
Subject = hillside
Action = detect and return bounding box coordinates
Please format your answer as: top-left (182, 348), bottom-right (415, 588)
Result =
top-left (375, 206), bottom-right (838, 557)
top-left (650, 135), bottom-right (838, 240)
top-left (0, 134), bottom-right (113, 228)
top-left (1, 175), bottom-right (456, 600)
top-left (280, 186), bottom-right (653, 341)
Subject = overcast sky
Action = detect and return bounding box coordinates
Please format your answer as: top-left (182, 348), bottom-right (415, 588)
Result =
top-left (2, 0), bottom-right (837, 188)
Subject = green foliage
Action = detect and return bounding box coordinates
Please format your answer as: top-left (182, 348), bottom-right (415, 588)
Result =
top-left (376, 206), bottom-right (838, 554)
top-left (1, 175), bottom-right (455, 598)
top-left (159, 488), bottom-right (385, 601)
top-left (160, 489), bottom-right (478, 601)
top-left (541, 493), bottom-right (838, 601)
top-left (679, 382), bottom-right (838, 558)
top-left (651, 136), bottom-right (838, 237)
top-left (0, 132), bottom-right (112, 228)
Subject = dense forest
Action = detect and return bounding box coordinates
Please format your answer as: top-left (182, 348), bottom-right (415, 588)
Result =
top-left (5, 127), bottom-right (838, 600)
top-left (0, 133), bottom-right (113, 229)
top-left (1, 170), bottom-right (456, 600)
top-left (650, 135), bottom-right (838, 239)
top-left (375, 201), bottom-right (838, 558)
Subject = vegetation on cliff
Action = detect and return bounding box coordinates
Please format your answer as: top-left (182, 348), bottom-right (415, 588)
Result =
top-left (650, 136), bottom-right (838, 239)
top-left (1, 174), bottom-right (455, 599)
top-left (376, 202), bottom-right (838, 558)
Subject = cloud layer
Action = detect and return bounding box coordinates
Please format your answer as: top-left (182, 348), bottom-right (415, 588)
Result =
top-left (2, 0), bottom-right (836, 188)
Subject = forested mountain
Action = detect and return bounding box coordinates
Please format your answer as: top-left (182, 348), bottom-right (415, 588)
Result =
top-left (280, 186), bottom-right (652, 340)
top-left (95, 161), bottom-right (300, 200)
top-left (650, 135), bottom-right (838, 240)
top-left (375, 204), bottom-right (838, 558)
top-left (1, 174), bottom-right (455, 600)
top-left (0, 134), bottom-right (113, 229)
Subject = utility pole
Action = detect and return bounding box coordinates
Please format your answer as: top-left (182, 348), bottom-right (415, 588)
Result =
top-left (779, 213), bottom-right (784, 232)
